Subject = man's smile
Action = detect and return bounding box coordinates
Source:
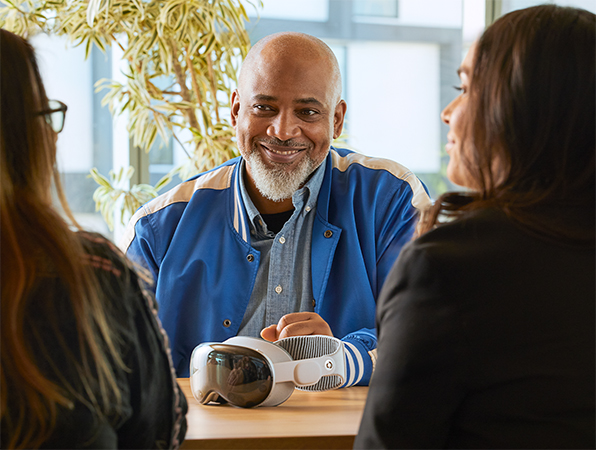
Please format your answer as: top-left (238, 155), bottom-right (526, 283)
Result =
top-left (258, 141), bottom-right (308, 163)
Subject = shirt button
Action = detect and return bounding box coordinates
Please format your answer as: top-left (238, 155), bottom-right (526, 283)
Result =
top-left (324, 230), bottom-right (333, 238)
top-left (305, 206), bottom-right (311, 212)
top-left (223, 319), bottom-right (232, 327)
top-left (246, 254), bottom-right (254, 262)
top-left (279, 236), bottom-right (286, 244)
top-left (275, 285), bottom-right (283, 294)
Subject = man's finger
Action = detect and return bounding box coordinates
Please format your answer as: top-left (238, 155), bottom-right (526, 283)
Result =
top-left (277, 320), bottom-right (332, 340)
top-left (260, 324), bottom-right (278, 342)
top-left (275, 312), bottom-right (317, 333)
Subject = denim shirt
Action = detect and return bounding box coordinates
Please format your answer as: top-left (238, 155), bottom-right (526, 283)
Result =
top-left (237, 159), bottom-right (326, 336)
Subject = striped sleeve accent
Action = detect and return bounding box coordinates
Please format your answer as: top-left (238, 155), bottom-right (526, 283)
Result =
top-left (340, 333), bottom-right (377, 387)
top-left (119, 164), bottom-right (235, 252)
top-left (369, 348), bottom-right (377, 373)
top-left (330, 149), bottom-right (431, 211)
top-left (342, 341), bottom-right (365, 387)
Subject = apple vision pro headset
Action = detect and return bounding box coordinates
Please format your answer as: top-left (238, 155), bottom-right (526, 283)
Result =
top-left (190, 335), bottom-right (346, 408)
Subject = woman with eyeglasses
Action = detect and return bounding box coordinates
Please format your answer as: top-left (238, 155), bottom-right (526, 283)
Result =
top-left (0, 29), bottom-right (187, 448)
top-left (355, 5), bottom-right (594, 449)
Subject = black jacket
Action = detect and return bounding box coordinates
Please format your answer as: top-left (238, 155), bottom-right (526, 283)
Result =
top-left (355, 208), bottom-right (595, 449)
top-left (2, 233), bottom-right (187, 449)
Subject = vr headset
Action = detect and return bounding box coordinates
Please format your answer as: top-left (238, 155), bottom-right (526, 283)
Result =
top-left (190, 335), bottom-right (346, 408)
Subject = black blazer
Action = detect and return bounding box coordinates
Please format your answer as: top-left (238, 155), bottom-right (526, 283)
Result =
top-left (354, 208), bottom-right (595, 449)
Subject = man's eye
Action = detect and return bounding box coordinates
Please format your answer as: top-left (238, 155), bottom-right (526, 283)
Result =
top-left (254, 104), bottom-right (273, 111)
top-left (300, 109), bottom-right (318, 116)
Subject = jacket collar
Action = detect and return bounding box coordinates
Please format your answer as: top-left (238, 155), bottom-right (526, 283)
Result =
top-left (232, 160), bottom-right (250, 243)
top-left (232, 151), bottom-right (336, 242)
top-left (316, 148), bottom-right (337, 222)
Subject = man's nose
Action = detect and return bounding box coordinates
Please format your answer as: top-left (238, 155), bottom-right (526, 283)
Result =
top-left (267, 111), bottom-right (301, 141)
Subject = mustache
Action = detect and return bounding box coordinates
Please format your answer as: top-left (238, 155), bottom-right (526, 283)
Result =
top-left (257, 137), bottom-right (308, 148)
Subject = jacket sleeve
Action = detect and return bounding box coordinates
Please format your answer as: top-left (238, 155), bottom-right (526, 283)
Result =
top-left (353, 241), bottom-right (468, 449)
top-left (340, 329), bottom-right (377, 387)
top-left (375, 175), bottom-right (430, 293)
top-left (119, 207), bottom-right (161, 293)
top-left (341, 176), bottom-right (430, 388)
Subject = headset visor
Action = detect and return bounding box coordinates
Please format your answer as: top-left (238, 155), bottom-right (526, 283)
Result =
top-left (191, 343), bottom-right (274, 408)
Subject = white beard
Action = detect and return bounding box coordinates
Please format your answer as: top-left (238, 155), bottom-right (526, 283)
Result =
top-left (245, 149), bottom-right (319, 202)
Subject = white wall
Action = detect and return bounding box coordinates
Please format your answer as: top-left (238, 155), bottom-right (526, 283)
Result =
top-left (346, 42), bottom-right (440, 173)
top-left (355, 0), bottom-right (463, 28)
top-left (253, 0), bottom-right (329, 21)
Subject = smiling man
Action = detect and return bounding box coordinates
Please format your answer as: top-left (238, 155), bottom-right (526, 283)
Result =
top-left (121, 32), bottom-right (431, 380)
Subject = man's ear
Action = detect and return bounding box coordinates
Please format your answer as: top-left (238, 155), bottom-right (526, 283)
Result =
top-left (231, 89), bottom-right (240, 126)
top-left (333, 100), bottom-right (347, 139)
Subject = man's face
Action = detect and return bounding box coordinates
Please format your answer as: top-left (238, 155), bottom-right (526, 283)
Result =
top-left (231, 52), bottom-right (346, 202)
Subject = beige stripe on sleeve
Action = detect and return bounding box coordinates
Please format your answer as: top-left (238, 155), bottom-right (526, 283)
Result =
top-left (330, 150), bottom-right (432, 211)
top-left (118, 165), bottom-right (234, 252)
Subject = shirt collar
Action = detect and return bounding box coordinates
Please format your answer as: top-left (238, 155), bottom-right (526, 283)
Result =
top-left (239, 157), bottom-right (327, 234)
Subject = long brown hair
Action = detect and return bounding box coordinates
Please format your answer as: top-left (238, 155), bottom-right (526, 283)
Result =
top-left (421, 5), bottom-right (595, 245)
top-left (1, 30), bottom-right (124, 448)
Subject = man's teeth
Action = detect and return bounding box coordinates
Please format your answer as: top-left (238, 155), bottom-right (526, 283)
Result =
top-left (269, 147), bottom-right (300, 155)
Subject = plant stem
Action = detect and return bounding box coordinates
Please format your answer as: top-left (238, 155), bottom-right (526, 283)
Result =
top-left (110, 33), bottom-right (126, 53)
top-left (168, 38), bottom-right (201, 133)
top-left (206, 53), bottom-right (220, 123)
top-left (184, 47), bottom-right (207, 133)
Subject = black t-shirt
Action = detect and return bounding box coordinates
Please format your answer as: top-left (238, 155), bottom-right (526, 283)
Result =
top-left (261, 209), bottom-right (294, 234)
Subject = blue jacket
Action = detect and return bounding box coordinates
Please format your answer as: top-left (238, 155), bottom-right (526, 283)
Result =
top-left (121, 148), bottom-right (431, 379)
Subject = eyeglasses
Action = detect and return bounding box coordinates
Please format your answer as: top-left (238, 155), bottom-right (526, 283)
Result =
top-left (39, 100), bottom-right (67, 133)
top-left (190, 335), bottom-right (346, 408)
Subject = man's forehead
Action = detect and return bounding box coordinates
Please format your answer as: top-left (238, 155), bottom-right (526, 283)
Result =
top-left (240, 60), bottom-right (337, 105)
top-left (241, 81), bottom-right (333, 108)
top-left (238, 33), bottom-right (342, 104)
top-left (249, 93), bottom-right (325, 107)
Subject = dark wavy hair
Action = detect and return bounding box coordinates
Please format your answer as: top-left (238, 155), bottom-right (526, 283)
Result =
top-left (420, 5), bottom-right (595, 245)
top-left (0, 30), bottom-right (125, 448)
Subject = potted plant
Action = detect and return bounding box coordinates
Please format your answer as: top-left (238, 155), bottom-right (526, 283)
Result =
top-left (1, 0), bottom-right (259, 229)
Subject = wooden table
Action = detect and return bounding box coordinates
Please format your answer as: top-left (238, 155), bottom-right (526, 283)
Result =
top-left (178, 378), bottom-right (368, 449)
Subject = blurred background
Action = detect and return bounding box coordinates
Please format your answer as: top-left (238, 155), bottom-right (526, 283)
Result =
top-left (29, 0), bottom-right (596, 241)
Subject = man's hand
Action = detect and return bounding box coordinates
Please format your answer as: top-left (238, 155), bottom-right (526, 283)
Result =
top-left (260, 312), bottom-right (333, 342)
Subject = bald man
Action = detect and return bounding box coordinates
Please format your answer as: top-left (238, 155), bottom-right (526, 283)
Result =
top-left (122, 32), bottom-right (431, 380)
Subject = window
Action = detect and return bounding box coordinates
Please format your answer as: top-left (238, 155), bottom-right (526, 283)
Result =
top-left (353, 0), bottom-right (399, 17)
top-left (245, 0), bottom-right (471, 199)
top-left (497, 0), bottom-right (596, 17)
top-left (32, 34), bottom-right (114, 238)
top-left (32, 0), bottom-right (594, 242)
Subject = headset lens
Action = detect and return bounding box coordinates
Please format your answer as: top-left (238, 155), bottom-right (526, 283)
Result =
top-left (192, 344), bottom-right (274, 408)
